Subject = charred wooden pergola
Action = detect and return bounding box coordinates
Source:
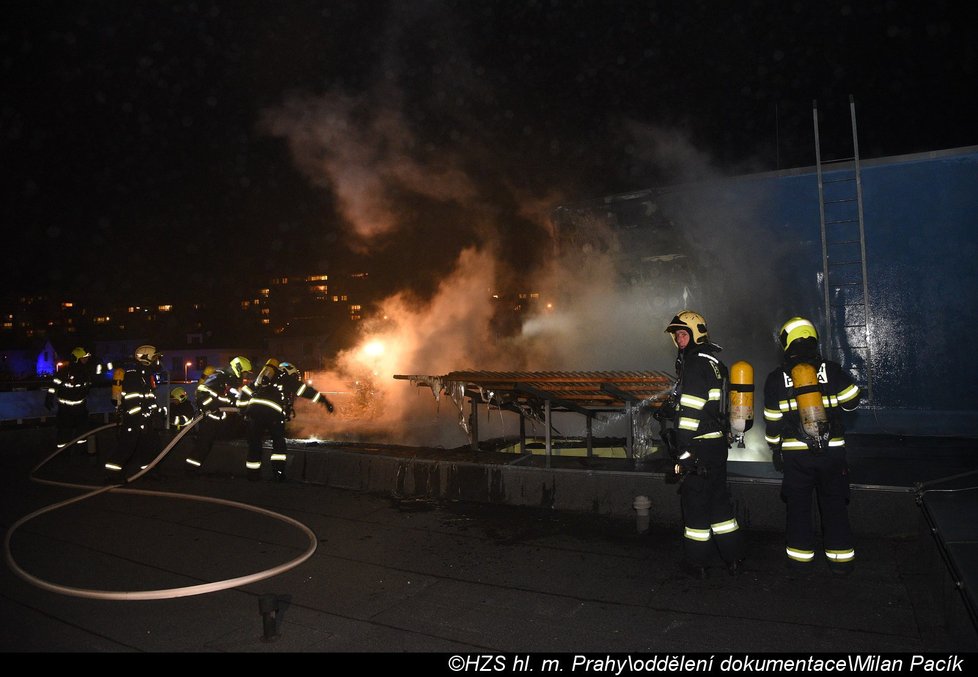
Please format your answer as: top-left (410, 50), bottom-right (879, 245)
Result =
top-left (394, 370), bottom-right (675, 466)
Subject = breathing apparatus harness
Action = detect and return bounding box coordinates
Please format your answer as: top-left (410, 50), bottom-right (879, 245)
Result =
top-left (782, 358), bottom-right (832, 454)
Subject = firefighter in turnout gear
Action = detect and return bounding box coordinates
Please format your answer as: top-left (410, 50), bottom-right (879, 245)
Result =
top-left (104, 345), bottom-right (163, 481)
top-left (46, 346), bottom-right (104, 458)
top-left (185, 356), bottom-right (253, 474)
top-left (661, 311), bottom-right (745, 579)
top-left (763, 317), bottom-right (861, 576)
top-left (192, 366), bottom-right (216, 415)
top-left (240, 360), bottom-right (335, 481)
top-left (169, 387), bottom-right (195, 432)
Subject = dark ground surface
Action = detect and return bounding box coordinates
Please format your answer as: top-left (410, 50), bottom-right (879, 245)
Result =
top-left (2, 425), bottom-right (978, 660)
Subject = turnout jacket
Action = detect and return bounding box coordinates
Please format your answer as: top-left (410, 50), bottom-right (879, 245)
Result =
top-left (170, 399), bottom-right (196, 430)
top-left (240, 368), bottom-right (334, 421)
top-left (240, 368), bottom-right (290, 421)
top-left (671, 344), bottom-right (727, 449)
top-left (196, 369), bottom-right (251, 421)
top-left (763, 359), bottom-right (860, 450)
top-left (117, 362), bottom-right (160, 424)
top-left (46, 360), bottom-right (103, 410)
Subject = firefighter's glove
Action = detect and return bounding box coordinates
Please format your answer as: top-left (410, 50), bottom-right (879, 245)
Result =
top-left (653, 397), bottom-right (677, 423)
top-left (769, 443), bottom-right (784, 473)
top-left (322, 398), bottom-right (335, 414)
top-left (44, 394), bottom-right (54, 411)
top-left (674, 451), bottom-right (697, 476)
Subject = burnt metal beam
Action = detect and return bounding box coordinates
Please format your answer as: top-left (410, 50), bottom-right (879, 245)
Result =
top-left (514, 384), bottom-right (595, 417)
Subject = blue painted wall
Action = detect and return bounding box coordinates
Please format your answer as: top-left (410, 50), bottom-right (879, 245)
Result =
top-left (745, 148), bottom-right (978, 436)
top-left (561, 146), bottom-right (978, 437)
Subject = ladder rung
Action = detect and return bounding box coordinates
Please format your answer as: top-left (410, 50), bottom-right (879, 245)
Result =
top-left (827, 239), bottom-right (861, 245)
top-left (825, 218), bottom-right (859, 225)
top-left (828, 261), bottom-right (864, 268)
top-left (829, 282), bottom-right (862, 287)
top-left (825, 198), bottom-right (857, 204)
top-left (829, 303), bottom-right (865, 308)
top-left (822, 157), bottom-right (856, 164)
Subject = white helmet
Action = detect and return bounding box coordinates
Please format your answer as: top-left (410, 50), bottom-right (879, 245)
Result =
top-left (135, 345), bottom-right (161, 366)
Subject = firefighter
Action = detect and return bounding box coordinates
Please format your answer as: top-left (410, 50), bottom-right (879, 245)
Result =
top-left (104, 345), bottom-right (163, 481)
top-left (763, 317), bottom-right (861, 576)
top-left (240, 359), bottom-right (335, 482)
top-left (661, 310), bottom-right (745, 579)
top-left (191, 365), bottom-right (216, 416)
top-left (45, 346), bottom-right (104, 458)
top-left (169, 386), bottom-right (196, 432)
top-left (184, 356), bottom-right (253, 474)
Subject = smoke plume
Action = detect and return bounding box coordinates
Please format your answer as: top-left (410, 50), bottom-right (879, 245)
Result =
top-left (260, 5), bottom-right (785, 460)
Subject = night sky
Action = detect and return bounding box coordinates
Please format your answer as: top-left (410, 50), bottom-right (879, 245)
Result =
top-left (3, 0), bottom-right (976, 308)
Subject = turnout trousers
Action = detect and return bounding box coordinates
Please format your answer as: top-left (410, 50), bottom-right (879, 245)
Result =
top-left (56, 402), bottom-right (91, 452)
top-left (781, 446), bottom-right (855, 569)
top-left (105, 418), bottom-right (159, 479)
top-left (245, 407), bottom-right (287, 480)
top-left (679, 440), bottom-right (746, 567)
top-left (186, 414), bottom-right (228, 470)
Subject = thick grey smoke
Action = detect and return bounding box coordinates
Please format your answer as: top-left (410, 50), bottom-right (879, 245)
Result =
top-left (259, 6), bottom-right (783, 460)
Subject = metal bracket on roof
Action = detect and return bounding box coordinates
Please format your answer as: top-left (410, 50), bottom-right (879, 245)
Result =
top-left (515, 384), bottom-right (597, 418)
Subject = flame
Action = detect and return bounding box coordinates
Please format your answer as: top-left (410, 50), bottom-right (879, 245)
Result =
top-left (362, 340), bottom-right (385, 359)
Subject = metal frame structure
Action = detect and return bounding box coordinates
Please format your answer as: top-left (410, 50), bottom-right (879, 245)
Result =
top-left (394, 370), bottom-right (675, 467)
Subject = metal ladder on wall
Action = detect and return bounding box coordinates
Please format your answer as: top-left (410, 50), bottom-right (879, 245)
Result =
top-left (813, 95), bottom-right (873, 403)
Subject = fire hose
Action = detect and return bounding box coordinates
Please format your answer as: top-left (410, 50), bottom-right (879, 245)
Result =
top-left (4, 414), bottom-right (318, 601)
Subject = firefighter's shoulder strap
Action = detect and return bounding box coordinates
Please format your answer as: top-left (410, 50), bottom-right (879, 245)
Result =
top-left (696, 351), bottom-right (730, 434)
top-left (716, 357), bottom-right (731, 435)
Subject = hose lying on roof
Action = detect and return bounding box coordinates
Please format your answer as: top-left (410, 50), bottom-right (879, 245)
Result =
top-left (3, 415), bottom-right (318, 601)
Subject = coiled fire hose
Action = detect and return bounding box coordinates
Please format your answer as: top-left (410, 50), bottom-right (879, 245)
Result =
top-left (4, 414), bottom-right (318, 601)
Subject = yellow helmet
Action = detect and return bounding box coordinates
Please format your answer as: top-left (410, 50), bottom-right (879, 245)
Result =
top-left (665, 310), bottom-right (709, 347)
top-left (779, 317), bottom-right (819, 351)
top-left (135, 345), bottom-right (161, 366)
top-left (229, 356), bottom-right (253, 378)
top-left (256, 358), bottom-right (280, 384)
top-left (71, 347), bottom-right (91, 362)
top-left (170, 387), bottom-right (188, 403)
